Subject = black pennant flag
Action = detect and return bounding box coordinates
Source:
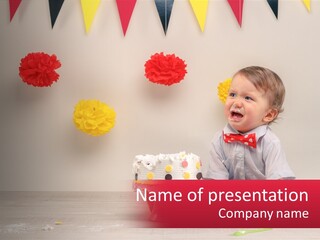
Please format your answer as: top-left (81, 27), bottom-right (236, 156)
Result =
top-left (49, 0), bottom-right (65, 28)
top-left (154, 0), bottom-right (174, 35)
top-left (267, 0), bottom-right (278, 19)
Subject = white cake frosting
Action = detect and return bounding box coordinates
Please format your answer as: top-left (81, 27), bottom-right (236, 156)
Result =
top-left (133, 151), bottom-right (202, 180)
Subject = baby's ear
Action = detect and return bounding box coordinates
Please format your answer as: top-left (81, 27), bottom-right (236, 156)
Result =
top-left (263, 108), bottom-right (278, 123)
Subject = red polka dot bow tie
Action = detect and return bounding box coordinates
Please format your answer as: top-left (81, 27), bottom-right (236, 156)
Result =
top-left (223, 132), bottom-right (257, 148)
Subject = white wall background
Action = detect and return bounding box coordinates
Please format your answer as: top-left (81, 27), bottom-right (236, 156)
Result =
top-left (0, 0), bottom-right (319, 191)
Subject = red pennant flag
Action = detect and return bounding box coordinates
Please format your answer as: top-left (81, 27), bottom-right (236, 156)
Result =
top-left (227, 0), bottom-right (244, 27)
top-left (116, 0), bottom-right (137, 36)
top-left (9, 0), bottom-right (22, 21)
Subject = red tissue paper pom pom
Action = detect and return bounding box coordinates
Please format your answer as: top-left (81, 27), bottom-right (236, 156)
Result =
top-left (19, 52), bottom-right (61, 87)
top-left (144, 52), bottom-right (187, 86)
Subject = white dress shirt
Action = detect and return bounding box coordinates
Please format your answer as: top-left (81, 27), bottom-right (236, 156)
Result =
top-left (205, 124), bottom-right (295, 179)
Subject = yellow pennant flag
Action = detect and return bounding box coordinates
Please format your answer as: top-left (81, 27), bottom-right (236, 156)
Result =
top-left (302, 0), bottom-right (311, 12)
top-left (81, 0), bottom-right (101, 33)
top-left (189, 0), bottom-right (209, 32)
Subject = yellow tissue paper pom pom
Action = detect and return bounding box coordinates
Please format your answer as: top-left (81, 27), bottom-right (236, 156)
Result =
top-left (73, 99), bottom-right (116, 136)
top-left (217, 78), bottom-right (232, 104)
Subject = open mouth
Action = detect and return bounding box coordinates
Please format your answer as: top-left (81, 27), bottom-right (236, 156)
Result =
top-left (230, 110), bottom-right (244, 120)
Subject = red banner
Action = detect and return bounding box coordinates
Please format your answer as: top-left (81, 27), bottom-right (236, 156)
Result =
top-left (9, 0), bottom-right (22, 21)
top-left (134, 180), bottom-right (320, 228)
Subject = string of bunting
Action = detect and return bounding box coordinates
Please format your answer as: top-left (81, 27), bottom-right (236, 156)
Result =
top-left (8, 0), bottom-right (313, 34)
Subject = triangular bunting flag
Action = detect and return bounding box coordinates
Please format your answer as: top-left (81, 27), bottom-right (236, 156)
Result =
top-left (9, 0), bottom-right (22, 21)
top-left (80, 0), bottom-right (101, 33)
top-left (116, 0), bottom-right (137, 36)
top-left (227, 0), bottom-right (243, 27)
top-left (302, 0), bottom-right (311, 12)
top-left (189, 0), bottom-right (209, 32)
top-left (49, 0), bottom-right (65, 28)
top-left (154, 0), bottom-right (175, 35)
top-left (267, 0), bottom-right (278, 18)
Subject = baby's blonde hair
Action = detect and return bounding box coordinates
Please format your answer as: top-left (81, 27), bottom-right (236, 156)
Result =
top-left (235, 66), bottom-right (285, 117)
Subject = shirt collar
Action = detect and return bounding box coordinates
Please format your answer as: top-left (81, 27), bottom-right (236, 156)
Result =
top-left (223, 124), bottom-right (268, 141)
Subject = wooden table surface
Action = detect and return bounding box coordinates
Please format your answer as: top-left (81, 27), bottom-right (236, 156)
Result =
top-left (0, 191), bottom-right (319, 240)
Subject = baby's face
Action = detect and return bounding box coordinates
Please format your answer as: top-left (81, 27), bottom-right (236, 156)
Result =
top-left (224, 74), bottom-right (275, 133)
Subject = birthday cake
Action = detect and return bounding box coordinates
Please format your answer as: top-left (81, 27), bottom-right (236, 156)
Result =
top-left (133, 152), bottom-right (202, 180)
